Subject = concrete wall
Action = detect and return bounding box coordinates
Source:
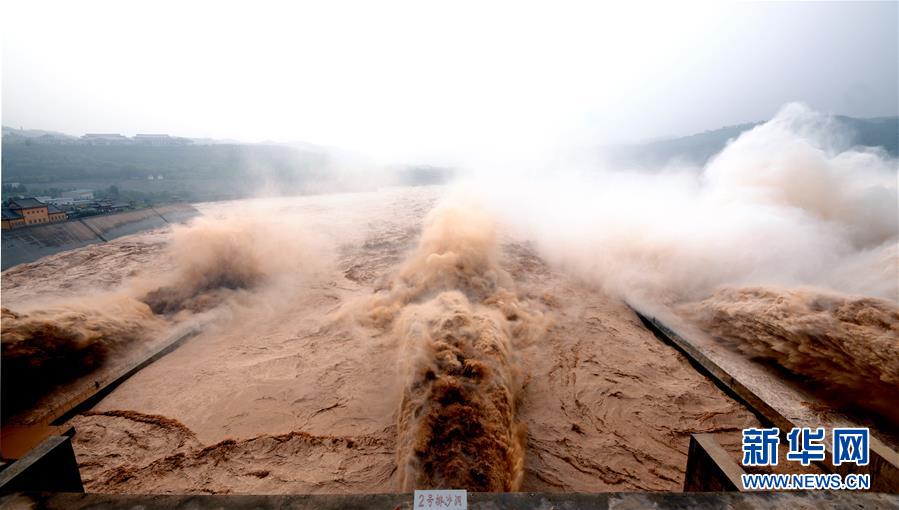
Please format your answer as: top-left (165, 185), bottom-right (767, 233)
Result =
top-left (1, 221), bottom-right (101, 270)
top-left (154, 204), bottom-right (199, 224)
top-left (1, 204), bottom-right (198, 270)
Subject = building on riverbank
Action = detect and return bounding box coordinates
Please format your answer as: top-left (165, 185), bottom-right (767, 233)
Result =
top-left (1, 198), bottom-right (67, 229)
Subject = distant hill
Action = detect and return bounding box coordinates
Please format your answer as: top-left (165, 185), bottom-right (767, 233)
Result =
top-left (0, 132), bottom-right (453, 202)
top-left (3, 115), bottom-right (891, 201)
top-left (1, 143), bottom-right (329, 183)
top-left (2, 126), bottom-right (78, 143)
top-left (602, 115), bottom-right (898, 168)
top-left (836, 115), bottom-right (899, 155)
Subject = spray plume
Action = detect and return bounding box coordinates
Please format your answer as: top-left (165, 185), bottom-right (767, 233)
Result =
top-left (471, 103), bottom-right (897, 423)
top-left (363, 203), bottom-right (545, 491)
top-left (1, 212), bottom-right (320, 420)
top-left (684, 287), bottom-right (899, 424)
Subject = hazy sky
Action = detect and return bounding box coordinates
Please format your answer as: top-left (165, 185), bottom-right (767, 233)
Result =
top-left (3, 1), bottom-right (897, 162)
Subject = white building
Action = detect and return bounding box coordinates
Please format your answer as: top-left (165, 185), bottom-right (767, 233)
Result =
top-left (61, 189), bottom-right (94, 200)
top-left (82, 134), bottom-right (128, 145)
top-left (135, 134), bottom-right (175, 146)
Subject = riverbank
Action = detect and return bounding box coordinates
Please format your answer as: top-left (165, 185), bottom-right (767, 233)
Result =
top-left (1, 204), bottom-right (198, 270)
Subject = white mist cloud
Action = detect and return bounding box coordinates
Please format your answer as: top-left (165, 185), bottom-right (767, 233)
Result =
top-left (471, 103), bottom-right (899, 306)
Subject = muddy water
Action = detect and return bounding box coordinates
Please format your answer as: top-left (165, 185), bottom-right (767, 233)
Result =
top-left (681, 287), bottom-right (899, 435)
top-left (2, 186), bottom-right (759, 493)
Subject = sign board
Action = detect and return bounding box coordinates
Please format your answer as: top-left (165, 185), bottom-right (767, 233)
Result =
top-left (413, 489), bottom-right (467, 509)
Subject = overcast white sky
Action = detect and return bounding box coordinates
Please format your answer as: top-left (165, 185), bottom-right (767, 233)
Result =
top-left (2, 1), bottom-right (897, 163)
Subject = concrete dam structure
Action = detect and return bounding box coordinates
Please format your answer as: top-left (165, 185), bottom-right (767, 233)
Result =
top-left (1, 204), bottom-right (199, 270)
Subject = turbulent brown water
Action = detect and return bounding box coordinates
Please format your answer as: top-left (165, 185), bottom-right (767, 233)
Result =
top-left (684, 287), bottom-right (899, 427)
top-left (3, 185), bottom-right (893, 494)
top-left (0, 214), bottom-right (301, 420)
top-left (366, 204), bottom-right (541, 491)
top-left (137, 217), bottom-right (276, 315)
top-left (0, 302), bottom-right (162, 417)
top-left (5, 105), bottom-right (896, 492)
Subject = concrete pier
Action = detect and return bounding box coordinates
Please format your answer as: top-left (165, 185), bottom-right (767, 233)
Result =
top-left (634, 309), bottom-right (899, 493)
